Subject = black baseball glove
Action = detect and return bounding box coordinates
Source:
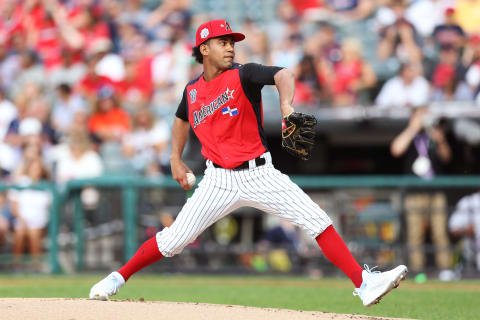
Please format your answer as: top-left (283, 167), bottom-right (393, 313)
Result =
top-left (281, 112), bottom-right (317, 160)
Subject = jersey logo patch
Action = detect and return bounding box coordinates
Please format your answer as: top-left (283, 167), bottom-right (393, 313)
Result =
top-left (189, 89), bottom-right (197, 103)
top-left (193, 88), bottom-right (235, 128)
top-left (222, 106), bottom-right (238, 117)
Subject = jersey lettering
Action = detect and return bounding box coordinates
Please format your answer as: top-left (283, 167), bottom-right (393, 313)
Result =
top-left (192, 88), bottom-right (235, 128)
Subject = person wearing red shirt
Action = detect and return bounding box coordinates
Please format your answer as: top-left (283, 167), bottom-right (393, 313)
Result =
top-left (78, 55), bottom-right (115, 101)
top-left (115, 59), bottom-right (153, 111)
top-left (89, 19), bottom-right (407, 307)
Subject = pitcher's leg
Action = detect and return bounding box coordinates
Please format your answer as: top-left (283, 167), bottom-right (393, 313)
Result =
top-left (120, 178), bottom-right (239, 282)
top-left (157, 170), bottom-right (241, 257)
top-left (239, 166), bottom-right (363, 287)
top-left (90, 168), bottom-right (241, 300)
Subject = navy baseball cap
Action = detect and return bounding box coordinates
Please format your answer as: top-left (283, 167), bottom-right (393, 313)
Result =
top-left (195, 19), bottom-right (245, 47)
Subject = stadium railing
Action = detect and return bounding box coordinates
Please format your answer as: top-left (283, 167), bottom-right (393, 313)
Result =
top-left (0, 175), bottom-right (479, 274)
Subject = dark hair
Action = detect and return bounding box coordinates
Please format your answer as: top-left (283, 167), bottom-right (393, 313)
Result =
top-left (57, 83), bottom-right (71, 95)
top-left (192, 46), bottom-right (203, 64)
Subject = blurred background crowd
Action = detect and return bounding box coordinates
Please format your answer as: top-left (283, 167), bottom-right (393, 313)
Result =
top-left (0, 0), bottom-right (480, 278)
top-left (1, 0), bottom-right (480, 180)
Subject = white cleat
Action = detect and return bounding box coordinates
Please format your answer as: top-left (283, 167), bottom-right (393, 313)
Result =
top-left (353, 264), bottom-right (408, 307)
top-left (89, 271), bottom-right (125, 301)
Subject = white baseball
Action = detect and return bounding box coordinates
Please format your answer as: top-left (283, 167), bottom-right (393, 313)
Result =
top-left (186, 172), bottom-right (196, 187)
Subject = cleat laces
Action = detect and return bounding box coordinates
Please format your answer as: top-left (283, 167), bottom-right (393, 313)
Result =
top-left (353, 264), bottom-right (380, 297)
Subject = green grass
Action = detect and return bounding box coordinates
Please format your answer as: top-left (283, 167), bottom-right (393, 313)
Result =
top-left (0, 274), bottom-right (479, 319)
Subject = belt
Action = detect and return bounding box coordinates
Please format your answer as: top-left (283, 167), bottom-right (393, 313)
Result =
top-left (212, 157), bottom-right (266, 170)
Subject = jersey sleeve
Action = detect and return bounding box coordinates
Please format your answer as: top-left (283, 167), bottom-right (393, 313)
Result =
top-left (239, 63), bottom-right (284, 86)
top-left (175, 88), bottom-right (189, 121)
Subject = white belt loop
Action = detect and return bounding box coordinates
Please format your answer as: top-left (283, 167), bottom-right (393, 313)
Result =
top-left (206, 160), bottom-right (213, 168)
top-left (248, 159), bottom-right (256, 170)
top-left (262, 152), bottom-right (272, 164)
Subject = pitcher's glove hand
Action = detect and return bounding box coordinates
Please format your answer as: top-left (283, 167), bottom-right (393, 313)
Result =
top-left (281, 112), bottom-right (317, 160)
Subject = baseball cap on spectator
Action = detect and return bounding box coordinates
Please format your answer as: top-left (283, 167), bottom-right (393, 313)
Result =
top-left (97, 85), bottom-right (115, 100)
top-left (19, 118), bottom-right (42, 136)
top-left (445, 7), bottom-right (455, 16)
top-left (195, 19), bottom-right (245, 47)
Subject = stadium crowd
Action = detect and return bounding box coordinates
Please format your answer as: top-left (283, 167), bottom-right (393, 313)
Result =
top-left (0, 0), bottom-right (480, 273)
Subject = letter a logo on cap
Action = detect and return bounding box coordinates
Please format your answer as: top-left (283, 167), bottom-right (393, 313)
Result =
top-left (225, 22), bottom-right (231, 31)
top-left (200, 28), bottom-right (209, 39)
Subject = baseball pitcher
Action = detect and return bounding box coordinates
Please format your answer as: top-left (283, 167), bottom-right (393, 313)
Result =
top-left (90, 19), bottom-right (407, 307)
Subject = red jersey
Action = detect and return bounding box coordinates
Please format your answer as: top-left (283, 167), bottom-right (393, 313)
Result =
top-left (176, 63), bottom-right (282, 169)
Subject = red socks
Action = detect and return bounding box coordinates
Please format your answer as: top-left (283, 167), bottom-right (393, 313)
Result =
top-left (117, 237), bottom-right (163, 281)
top-left (316, 225), bottom-right (363, 288)
top-left (117, 227), bottom-right (362, 287)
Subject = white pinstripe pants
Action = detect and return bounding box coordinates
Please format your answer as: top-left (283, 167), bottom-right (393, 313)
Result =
top-left (156, 152), bottom-right (332, 257)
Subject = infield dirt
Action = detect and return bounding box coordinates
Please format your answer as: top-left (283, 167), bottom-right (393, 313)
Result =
top-left (0, 298), bottom-right (412, 320)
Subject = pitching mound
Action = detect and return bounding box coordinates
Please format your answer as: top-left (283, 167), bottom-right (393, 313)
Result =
top-left (1, 298), bottom-right (409, 320)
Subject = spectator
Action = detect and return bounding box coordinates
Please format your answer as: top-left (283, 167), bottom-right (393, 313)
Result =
top-left (146, 0), bottom-right (191, 45)
top-left (270, 17), bottom-right (303, 69)
top-left (293, 55), bottom-right (325, 105)
top-left (432, 7), bottom-right (465, 49)
top-left (117, 21), bottom-right (148, 62)
top-left (151, 31), bottom-right (191, 116)
top-left (236, 20), bottom-right (270, 65)
top-left (289, 0), bottom-right (326, 19)
top-left (118, 0), bottom-right (151, 27)
top-left (376, 0), bottom-right (423, 64)
top-left (260, 215), bottom-right (299, 250)
top-left (320, 38), bottom-right (377, 106)
top-left (430, 45), bottom-right (473, 102)
top-left (448, 191), bottom-right (480, 271)
top-left (51, 83), bottom-right (87, 137)
top-left (10, 135), bottom-right (43, 180)
top-left (325, 0), bottom-right (376, 23)
top-left (10, 50), bottom-right (45, 99)
top-left (390, 108), bottom-right (453, 274)
top-left (406, 0), bottom-right (455, 38)
top-left (53, 125), bottom-right (103, 185)
top-left (47, 49), bottom-right (87, 90)
top-left (116, 59), bottom-right (153, 112)
top-left (93, 38), bottom-right (125, 82)
top-left (23, 1), bottom-right (64, 71)
top-left (3, 111), bottom-right (54, 177)
top-left (8, 156), bottom-right (51, 270)
top-left (87, 86), bottom-right (130, 143)
top-left (375, 62), bottom-right (430, 108)
top-left (122, 108), bottom-right (170, 176)
top-left (68, 6), bottom-right (111, 54)
top-left (268, 0), bottom-right (299, 43)
top-left (78, 55), bottom-right (115, 103)
top-left (25, 96), bottom-right (57, 145)
top-left (0, 43), bottom-right (22, 92)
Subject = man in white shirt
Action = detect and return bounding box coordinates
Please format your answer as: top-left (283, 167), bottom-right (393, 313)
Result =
top-left (376, 62), bottom-right (430, 108)
top-left (449, 192), bottom-right (480, 271)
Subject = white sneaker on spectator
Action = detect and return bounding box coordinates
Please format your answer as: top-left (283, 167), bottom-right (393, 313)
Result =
top-left (89, 271), bottom-right (125, 300)
top-left (353, 264), bottom-right (408, 307)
